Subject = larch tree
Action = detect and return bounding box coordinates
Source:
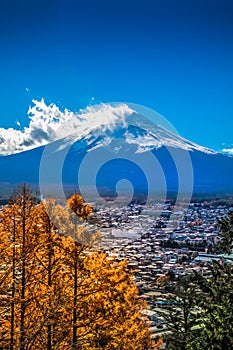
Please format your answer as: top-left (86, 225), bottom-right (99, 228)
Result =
top-left (10, 185), bottom-right (38, 350)
top-left (0, 188), bottom-right (157, 350)
top-left (74, 251), bottom-right (154, 350)
top-left (0, 185), bottom-right (39, 350)
top-left (0, 205), bottom-right (16, 349)
top-left (66, 192), bottom-right (93, 349)
top-left (31, 199), bottom-right (74, 350)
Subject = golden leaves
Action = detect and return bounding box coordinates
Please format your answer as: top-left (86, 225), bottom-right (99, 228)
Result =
top-left (0, 187), bottom-right (155, 349)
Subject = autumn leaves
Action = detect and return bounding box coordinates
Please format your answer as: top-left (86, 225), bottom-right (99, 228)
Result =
top-left (0, 185), bottom-right (156, 350)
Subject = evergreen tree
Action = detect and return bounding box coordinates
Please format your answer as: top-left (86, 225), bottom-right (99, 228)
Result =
top-left (163, 264), bottom-right (233, 349)
top-left (160, 277), bottom-right (198, 350)
top-left (217, 209), bottom-right (233, 254)
top-left (189, 261), bottom-right (233, 350)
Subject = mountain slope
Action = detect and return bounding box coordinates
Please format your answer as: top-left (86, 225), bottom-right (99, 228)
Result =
top-left (0, 116), bottom-right (232, 198)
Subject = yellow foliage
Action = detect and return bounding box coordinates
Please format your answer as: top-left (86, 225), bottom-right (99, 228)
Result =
top-left (67, 192), bottom-right (92, 220)
top-left (156, 275), bottom-right (170, 287)
top-left (0, 188), bottom-right (154, 349)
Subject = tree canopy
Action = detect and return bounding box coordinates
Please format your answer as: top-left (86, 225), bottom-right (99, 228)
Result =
top-left (0, 185), bottom-right (158, 350)
top-left (163, 209), bottom-right (233, 350)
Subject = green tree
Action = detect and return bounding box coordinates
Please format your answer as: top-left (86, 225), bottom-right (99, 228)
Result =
top-left (163, 264), bottom-right (233, 350)
top-left (217, 209), bottom-right (233, 254)
top-left (160, 277), bottom-right (198, 350)
top-left (189, 261), bottom-right (233, 350)
top-left (162, 208), bottom-right (233, 350)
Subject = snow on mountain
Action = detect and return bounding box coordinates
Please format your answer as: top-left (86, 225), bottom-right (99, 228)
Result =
top-left (0, 100), bottom-right (133, 156)
top-left (1, 99), bottom-right (232, 197)
top-left (0, 99), bottom-right (217, 157)
top-left (222, 147), bottom-right (233, 155)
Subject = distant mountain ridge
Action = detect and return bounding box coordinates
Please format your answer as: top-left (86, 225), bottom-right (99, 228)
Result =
top-left (0, 107), bottom-right (232, 197)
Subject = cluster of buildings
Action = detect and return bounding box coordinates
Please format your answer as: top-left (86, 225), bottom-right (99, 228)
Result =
top-left (89, 200), bottom-right (233, 340)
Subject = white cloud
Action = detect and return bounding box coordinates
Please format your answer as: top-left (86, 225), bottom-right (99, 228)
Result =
top-left (222, 148), bottom-right (233, 155)
top-left (0, 99), bottom-right (133, 156)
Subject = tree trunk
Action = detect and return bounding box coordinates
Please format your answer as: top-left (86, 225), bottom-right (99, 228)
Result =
top-left (10, 217), bottom-right (16, 350)
top-left (47, 221), bottom-right (52, 350)
top-left (72, 242), bottom-right (78, 348)
top-left (19, 214), bottom-right (26, 350)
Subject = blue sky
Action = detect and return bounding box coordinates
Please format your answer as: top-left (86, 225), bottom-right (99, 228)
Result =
top-left (0, 0), bottom-right (233, 152)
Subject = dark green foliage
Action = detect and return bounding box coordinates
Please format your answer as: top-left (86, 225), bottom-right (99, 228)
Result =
top-left (190, 261), bottom-right (233, 350)
top-left (163, 209), bottom-right (233, 350)
top-left (217, 209), bottom-right (233, 254)
top-left (164, 262), bottom-right (233, 350)
top-left (161, 277), bottom-right (199, 350)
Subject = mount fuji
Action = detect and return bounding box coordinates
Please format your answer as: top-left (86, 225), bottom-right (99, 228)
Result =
top-left (0, 101), bottom-right (232, 199)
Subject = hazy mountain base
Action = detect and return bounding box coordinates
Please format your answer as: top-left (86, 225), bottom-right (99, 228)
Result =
top-left (0, 142), bottom-right (233, 200)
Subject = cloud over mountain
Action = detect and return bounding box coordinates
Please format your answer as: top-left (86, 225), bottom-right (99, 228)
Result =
top-left (0, 100), bottom-right (133, 156)
top-left (222, 148), bottom-right (233, 155)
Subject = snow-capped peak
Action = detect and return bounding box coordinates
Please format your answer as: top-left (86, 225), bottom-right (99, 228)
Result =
top-left (0, 99), bottom-right (216, 156)
top-left (0, 100), bottom-right (133, 156)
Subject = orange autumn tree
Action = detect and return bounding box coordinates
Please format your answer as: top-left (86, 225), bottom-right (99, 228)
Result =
top-left (0, 187), bottom-right (158, 349)
top-left (0, 185), bottom-right (41, 350)
top-left (67, 192), bottom-right (92, 221)
top-left (74, 251), bottom-right (154, 350)
top-left (65, 192), bottom-right (94, 349)
top-left (0, 204), bottom-right (15, 349)
top-left (31, 200), bottom-right (73, 350)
